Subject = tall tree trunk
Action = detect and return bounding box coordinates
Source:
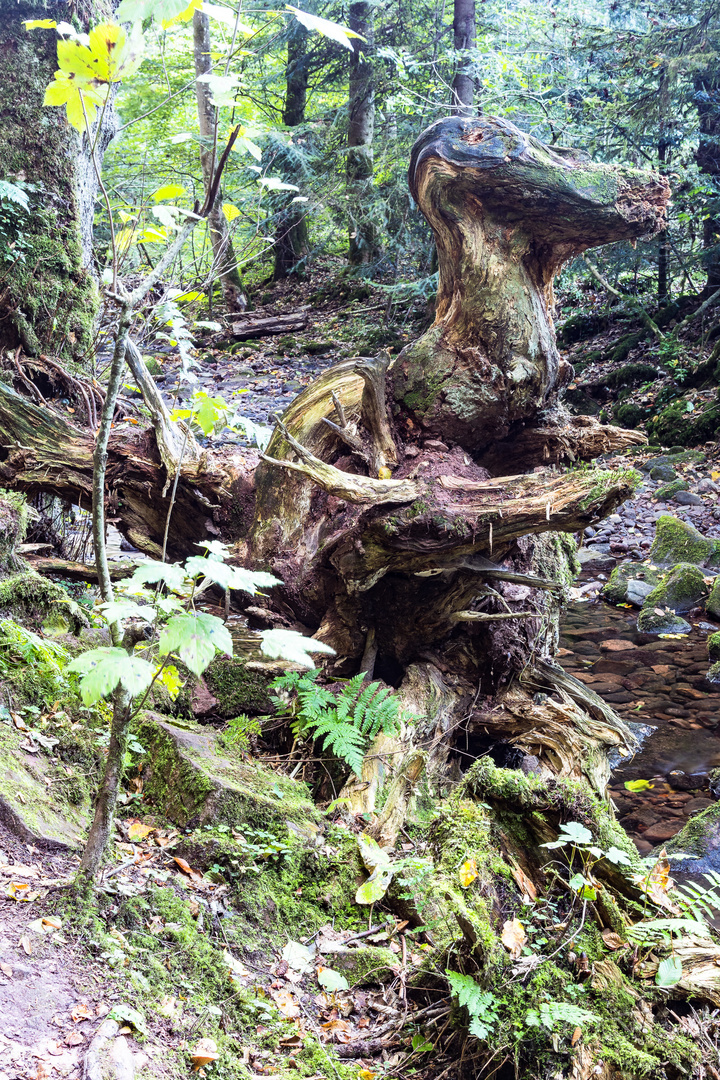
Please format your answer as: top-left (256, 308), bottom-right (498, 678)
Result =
top-left (193, 9), bottom-right (246, 311)
top-left (657, 137), bottom-right (669, 303)
top-left (0, 0), bottom-right (107, 361)
top-left (450, 0), bottom-right (476, 116)
top-left (273, 21), bottom-right (311, 280)
top-left (696, 69), bottom-right (720, 297)
top-left (347, 0), bottom-right (377, 267)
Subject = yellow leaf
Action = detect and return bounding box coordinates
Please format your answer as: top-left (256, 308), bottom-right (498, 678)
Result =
top-left (153, 183), bottom-right (185, 202)
top-left (511, 865), bottom-right (537, 901)
top-left (501, 918), bottom-right (526, 958)
top-left (25, 18), bottom-right (57, 28)
top-left (712, 471), bottom-right (720, 481)
top-left (458, 858), bottom-right (478, 888)
top-left (358, 1072), bottom-right (376, 1080)
top-left (222, 202), bottom-right (241, 221)
top-left (270, 988), bottom-right (300, 1018)
top-left (127, 821), bottom-right (154, 841)
top-left (378, 466), bottom-right (392, 479)
top-left (158, 664), bottom-right (182, 699)
top-left (162, 0), bottom-right (202, 27)
top-left (190, 1038), bottom-right (219, 1070)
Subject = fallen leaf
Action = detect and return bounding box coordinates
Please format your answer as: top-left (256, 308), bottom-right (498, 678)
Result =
top-left (65, 1031), bottom-right (84, 1046)
top-left (72, 1004), bottom-right (91, 1022)
top-left (0, 962), bottom-right (12, 976)
top-left (601, 929), bottom-right (627, 950)
top-left (127, 822), bottom-right (154, 841)
top-left (7, 882), bottom-right (38, 902)
top-left (172, 856), bottom-right (202, 879)
top-left (501, 918), bottom-right (527, 958)
top-left (458, 858), bottom-right (478, 889)
top-left (271, 988), bottom-right (300, 1018)
top-left (46, 1041), bottom-right (64, 1056)
top-left (320, 1017), bottom-right (353, 1043)
top-left (10, 712), bottom-right (28, 731)
top-left (191, 1038), bottom-right (219, 1070)
top-left (571, 1026), bottom-right (582, 1046)
top-left (317, 966), bottom-right (349, 992)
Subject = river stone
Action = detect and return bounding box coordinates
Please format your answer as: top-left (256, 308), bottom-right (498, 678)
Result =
top-left (0, 723), bottom-right (90, 850)
top-left (673, 491), bottom-right (704, 506)
top-left (136, 712), bottom-right (320, 830)
top-left (662, 802), bottom-right (720, 870)
top-left (642, 820), bottom-right (684, 843)
top-left (707, 632), bottom-right (720, 661)
top-left (626, 579), bottom-right (657, 606)
top-left (656, 479), bottom-right (689, 501)
top-left (637, 606), bottom-right (692, 635)
top-left (650, 515), bottom-right (720, 568)
top-left (641, 562), bottom-right (708, 615)
top-left (602, 559), bottom-right (660, 605)
top-left (706, 579), bottom-right (720, 620)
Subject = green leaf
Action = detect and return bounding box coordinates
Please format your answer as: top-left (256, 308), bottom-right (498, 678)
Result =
top-left (285, 6), bottom-right (364, 51)
top-left (127, 560), bottom-right (187, 593)
top-left (656, 955), bottom-right (683, 987)
top-left (355, 864), bottom-right (393, 905)
top-left (624, 779), bottom-right (653, 791)
top-left (605, 846), bottom-right (632, 866)
top-left (0, 181), bottom-right (30, 211)
top-left (259, 629), bottom-right (335, 668)
top-left (107, 1004), bottom-right (147, 1036)
top-left (411, 1033), bottom-right (433, 1052)
top-left (558, 821), bottom-right (593, 845)
top-left (282, 940), bottom-right (314, 974)
top-left (67, 648), bottom-right (155, 705)
top-left (357, 832), bottom-right (391, 873)
top-left (317, 967), bottom-right (349, 992)
top-left (158, 612), bottom-right (231, 676)
top-left (101, 600), bottom-right (156, 625)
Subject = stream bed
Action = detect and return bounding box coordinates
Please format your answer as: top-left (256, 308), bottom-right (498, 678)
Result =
top-left (559, 558), bottom-right (720, 855)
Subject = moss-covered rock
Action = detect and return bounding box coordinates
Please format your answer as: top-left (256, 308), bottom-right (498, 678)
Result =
top-left (649, 463), bottom-right (677, 481)
top-left (637, 606), bottom-right (692, 635)
top-left (203, 656), bottom-right (272, 717)
top-left (649, 515), bottom-right (720, 568)
top-left (640, 562), bottom-right (708, 614)
top-left (706, 578), bottom-right (720, 620)
top-left (646, 394), bottom-right (720, 447)
top-left (613, 401), bottom-right (644, 428)
top-left (655, 478), bottom-right (689, 501)
top-left (137, 713), bottom-right (320, 830)
top-left (662, 801), bottom-right (720, 871)
top-left (0, 569), bottom-right (88, 634)
top-left (707, 631), bottom-right (720, 661)
top-left (602, 560), bottom-right (661, 606)
top-left (0, 720), bottom-right (90, 849)
top-left (607, 361), bottom-right (660, 389)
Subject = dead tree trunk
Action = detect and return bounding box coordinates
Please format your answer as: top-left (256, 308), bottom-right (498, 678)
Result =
top-left (0, 117), bottom-right (668, 796)
top-left (273, 20), bottom-right (311, 280)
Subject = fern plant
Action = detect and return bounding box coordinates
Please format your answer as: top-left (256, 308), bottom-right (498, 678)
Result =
top-left (675, 872), bottom-right (720, 924)
top-left (271, 670), bottom-right (401, 776)
top-left (445, 971), bottom-right (499, 1040)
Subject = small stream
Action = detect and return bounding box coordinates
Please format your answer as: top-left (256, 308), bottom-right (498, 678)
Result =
top-left (559, 560), bottom-right (720, 855)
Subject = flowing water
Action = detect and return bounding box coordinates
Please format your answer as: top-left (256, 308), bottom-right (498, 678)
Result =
top-left (559, 576), bottom-right (720, 854)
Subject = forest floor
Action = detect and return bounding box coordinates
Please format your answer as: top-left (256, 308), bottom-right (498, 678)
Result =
top-left (3, 275), bottom-right (720, 1079)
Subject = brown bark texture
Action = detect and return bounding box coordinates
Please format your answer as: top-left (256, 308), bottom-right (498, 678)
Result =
top-left (0, 117), bottom-right (669, 795)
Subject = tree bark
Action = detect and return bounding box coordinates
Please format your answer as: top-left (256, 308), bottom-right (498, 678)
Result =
top-left (193, 9), bottom-right (246, 311)
top-left (347, 1), bottom-right (377, 266)
top-left (273, 21), bottom-right (311, 280)
top-left (695, 68), bottom-right (720, 297)
top-left (0, 0), bottom-right (106, 360)
top-left (450, 0), bottom-right (476, 116)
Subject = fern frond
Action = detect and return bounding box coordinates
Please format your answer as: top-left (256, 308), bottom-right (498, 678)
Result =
top-left (336, 672), bottom-right (365, 722)
top-left (310, 716), bottom-right (366, 776)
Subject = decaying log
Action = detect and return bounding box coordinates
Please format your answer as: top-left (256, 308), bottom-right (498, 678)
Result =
top-left (26, 557), bottom-right (137, 583)
top-left (230, 312), bottom-right (307, 339)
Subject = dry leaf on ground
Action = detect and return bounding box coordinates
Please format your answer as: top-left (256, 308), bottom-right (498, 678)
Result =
top-left (501, 918), bottom-right (527, 958)
top-left (458, 858), bottom-right (478, 888)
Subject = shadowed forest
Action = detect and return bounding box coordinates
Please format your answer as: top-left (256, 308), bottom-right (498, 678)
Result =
top-left (3, 1), bottom-right (720, 1078)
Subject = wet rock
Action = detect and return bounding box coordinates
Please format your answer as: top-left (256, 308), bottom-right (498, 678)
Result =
top-left (706, 579), bottom-right (720, 620)
top-left (650, 514), bottom-right (720, 568)
top-left (634, 838), bottom-right (653, 855)
top-left (707, 661), bottom-right (720, 684)
top-left (668, 770), bottom-right (701, 792)
top-left (644, 562), bottom-right (709, 614)
top-left (602, 559), bottom-right (661, 605)
top-left (599, 639), bottom-right (638, 652)
top-left (684, 797), bottom-right (714, 814)
top-left (708, 632), bottom-right (720, 662)
top-left (663, 802), bottom-right (720, 870)
top-left (643, 820), bottom-right (685, 843)
top-left (190, 677), bottom-right (219, 718)
top-left (637, 607), bottom-right (692, 635)
top-left (656, 479), bottom-right (689, 501)
top-left (710, 768), bottom-right (720, 800)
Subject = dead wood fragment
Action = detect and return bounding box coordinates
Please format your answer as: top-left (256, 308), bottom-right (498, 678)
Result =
top-left (230, 312), bottom-right (307, 339)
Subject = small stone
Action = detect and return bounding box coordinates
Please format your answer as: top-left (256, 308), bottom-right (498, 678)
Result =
top-left (667, 770), bottom-right (699, 792)
top-left (684, 797), bottom-right (714, 814)
top-left (608, 513), bottom-right (623, 524)
top-left (698, 478), bottom-right (719, 494)
top-left (423, 439), bottom-right (449, 452)
top-left (626, 579), bottom-right (655, 606)
top-left (673, 491), bottom-right (703, 506)
top-left (599, 639), bottom-right (638, 652)
top-left (642, 820), bottom-right (684, 843)
top-left (634, 838), bottom-right (653, 855)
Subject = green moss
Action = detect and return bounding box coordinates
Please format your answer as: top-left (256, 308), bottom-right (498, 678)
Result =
top-left (577, 465), bottom-right (641, 510)
top-left (646, 395), bottom-right (720, 447)
top-left (607, 361), bottom-right (660, 389)
top-left (602, 560), bottom-right (660, 605)
top-left (707, 631), bottom-right (720, 661)
top-left (0, 569), bottom-right (88, 633)
top-left (204, 656), bottom-right (272, 717)
top-left (640, 561), bottom-right (708, 614)
top-left (707, 579), bottom-right (720, 620)
top-left (650, 515), bottom-right (720, 567)
top-left (0, 4), bottom-right (98, 359)
top-left (655, 477), bottom-right (689, 500)
top-left (613, 401), bottom-right (645, 428)
top-left (609, 330), bottom-right (646, 365)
